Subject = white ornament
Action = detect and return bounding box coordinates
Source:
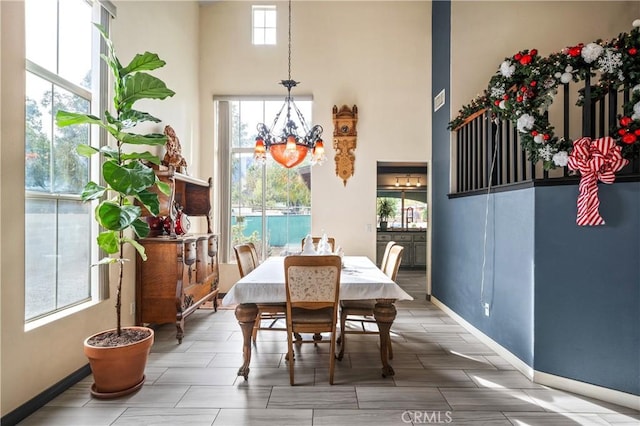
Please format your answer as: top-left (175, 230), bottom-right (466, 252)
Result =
top-left (538, 145), bottom-right (554, 161)
top-left (500, 61), bottom-right (515, 78)
top-left (581, 43), bottom-right (603, 63)
top-left (534, 134), bottom-right (545, 144)
top-left (565, 65), bottom-right (573, 72)
top-left (517, 114), bottom-right (535, 133)
top-left (499, 100), bottom-right (506, 110)
top-left (597, 48), bottom-right (623, 74)
top-left (632, 84), bottom-right (640, 93)
top-left (632, 102), bottom-right (640, 120)
top-left (633, 19), bottom-right (640, 28)
top-left (552, 151), bottom-right (569, 167)
top-left (554, 72), bottom-right (562, 79)
top-left (560, 73), bottom-right (573, 84)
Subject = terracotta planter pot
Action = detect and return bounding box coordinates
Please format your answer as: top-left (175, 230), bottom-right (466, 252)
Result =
top-left (83, 326), bottom-right (154, 399)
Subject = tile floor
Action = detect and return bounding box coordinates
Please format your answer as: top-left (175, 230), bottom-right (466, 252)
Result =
top-left (19, 270), bottom-right (640, 425)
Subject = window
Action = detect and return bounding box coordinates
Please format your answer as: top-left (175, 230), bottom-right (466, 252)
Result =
top-left (24, 0), bottom-right (111, 322)
top-left (216, 99), bottom-right (313, 262)
top-left (252, 5), bottom-right (276, 45)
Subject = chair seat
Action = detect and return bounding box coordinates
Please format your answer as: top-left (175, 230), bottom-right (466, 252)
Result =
top-left (291, 307), bottom-right (334, 324)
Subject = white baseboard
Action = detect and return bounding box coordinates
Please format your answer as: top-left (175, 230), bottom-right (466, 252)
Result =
top-left (534, 371), bottom-right (640, 411)
top-left (430, 296), bottom-right (640, 411)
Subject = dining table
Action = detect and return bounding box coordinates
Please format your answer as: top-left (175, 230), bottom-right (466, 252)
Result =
top-left (222, 255), bottom-right (413, 379)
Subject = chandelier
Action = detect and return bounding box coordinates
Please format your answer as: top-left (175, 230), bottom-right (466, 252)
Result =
top-left (254, 0), bottom-right (325, 169)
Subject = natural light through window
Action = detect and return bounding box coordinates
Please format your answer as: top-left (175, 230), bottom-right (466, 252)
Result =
top-left (252, 5), bottom-right (276, 45)
top-left (24, 0), bottom-right (108, 322)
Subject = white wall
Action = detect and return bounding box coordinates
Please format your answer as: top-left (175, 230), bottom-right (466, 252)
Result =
top-left (199, 1), bottom-right (431, 293)
top-left (0, 1), bottom-right (200, 415)
top-left (451, 1), bottom-right (639, 116)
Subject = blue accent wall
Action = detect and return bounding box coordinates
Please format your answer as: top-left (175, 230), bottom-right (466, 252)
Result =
top-left (431, 0), bottom-right (640, 396)
top-left (534, 183), bottom-right (640, 395)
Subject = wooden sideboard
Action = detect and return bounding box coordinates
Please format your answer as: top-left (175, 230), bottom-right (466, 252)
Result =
top-left (136, 169), bottom-right (219, 343)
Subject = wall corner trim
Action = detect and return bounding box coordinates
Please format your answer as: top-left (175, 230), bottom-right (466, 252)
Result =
top-left (431, 297), bottom-right (640, 411)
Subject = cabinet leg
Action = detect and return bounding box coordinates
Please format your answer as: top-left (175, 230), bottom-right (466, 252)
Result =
top-left (235, 303), bottom-right (258, 380)
top-left (176, 318), bottom-right (185, 344)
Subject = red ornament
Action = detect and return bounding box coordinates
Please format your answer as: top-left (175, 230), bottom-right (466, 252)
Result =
top-left (530, 81), bottom-right (537, 87)
top-left (618, 128), bottom-right (628, 136)
top-left (503, 94), bottom-right (509, 100)
top-left (517, 96), bottom-right (523, 102)
top-left (621, 133), bottom-right (637, 144)
top-left (629, 48), bottom-right (638, 55)
top-left (530, 49), bottom-right (538, 56)
top-left (514, 53), bottom-right (522, 60)
top-left (531, 130), bottom-right (539, 136)
top-left (620, 116), bottom-right (632, 127)
top-left (635, 129), bottom-right (640, 136)
top-left (494, 100), bottom-right (501, 106)
top-left (543, 134), bottom-right (550, 141)
top-left (520, 86), bottom-right (527, 92)
top-left (568, 44), bottom-right (583, 57)
top-left (520, 55), bottom-right (532, 65)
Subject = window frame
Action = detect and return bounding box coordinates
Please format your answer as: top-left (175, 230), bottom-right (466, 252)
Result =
top-left (251, 5), bottom-right (277, 46)
top-left (24, 0), bottom-right (113, 324)
top-left (214, 96), bottom-right (314, 263)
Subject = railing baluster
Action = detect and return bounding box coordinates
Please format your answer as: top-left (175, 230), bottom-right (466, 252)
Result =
top-left (504, 118), bottom-right (511, 184)
top-left (563, 83), bottom-right (570, 177)
top-left (582, 74), bottom-right (593, 137)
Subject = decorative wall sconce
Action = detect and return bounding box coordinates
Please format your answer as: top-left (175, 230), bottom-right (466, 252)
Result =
top-left (332, 104), bottom-right (358, 186)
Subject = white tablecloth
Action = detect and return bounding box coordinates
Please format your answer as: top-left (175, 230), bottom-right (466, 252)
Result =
top-left (222, 255), bottom-right (413, 305)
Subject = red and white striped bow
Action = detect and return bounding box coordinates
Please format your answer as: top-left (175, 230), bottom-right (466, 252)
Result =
top-left (567, 136), bottom-right (628, 226)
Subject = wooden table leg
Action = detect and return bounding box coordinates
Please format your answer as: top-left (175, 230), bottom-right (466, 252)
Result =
top-left (235, 303), bottom-right (258, 380)
top-left (373, 299), bottom-right (397, 377)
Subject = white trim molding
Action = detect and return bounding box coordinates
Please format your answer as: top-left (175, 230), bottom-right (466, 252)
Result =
top-left (431, 296), bottom-right (640, 411)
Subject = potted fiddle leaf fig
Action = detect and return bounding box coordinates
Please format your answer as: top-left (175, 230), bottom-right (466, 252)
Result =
top-left (55, 24), bottom-right (174, 398)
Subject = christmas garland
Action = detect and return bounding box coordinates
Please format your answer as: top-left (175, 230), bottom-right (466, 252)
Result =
top-left (448, 20), bottom-right (640, 170)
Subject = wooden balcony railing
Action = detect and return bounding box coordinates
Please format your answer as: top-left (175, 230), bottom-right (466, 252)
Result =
top-left (451, 79), bottom-right (640, 196)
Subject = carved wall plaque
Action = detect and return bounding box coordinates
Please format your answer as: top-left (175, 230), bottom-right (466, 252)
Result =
top-left (332, 105), bottom-right (358, 186)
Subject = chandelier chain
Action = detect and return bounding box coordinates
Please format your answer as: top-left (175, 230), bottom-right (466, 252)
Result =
top-left (287, 0), bottom-right (292, 81)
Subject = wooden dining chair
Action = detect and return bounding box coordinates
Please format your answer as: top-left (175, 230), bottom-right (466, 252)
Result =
top-left (246, 242), bottom-right (259, 266)
top-left (379, 240), bottom-right (396, 270)
top-left (234, 244), bottom-right (287, 343)
top-left (285, 255), bottom-right (342, 385)
top-left (300, 236), bottom-right (336, 252)
top-left (337, 244), bottom-right (404, 361)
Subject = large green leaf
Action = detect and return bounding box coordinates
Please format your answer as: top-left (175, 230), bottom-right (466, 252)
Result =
top-left (118, 132), bottom-right (167, 146)
top-left (97, 230), bottom-right (119, 254)
top-left (96, 202), bottom-right (140, 231)
top-left (130, 218), bottom-right (150, 239)
top-left (81, 181), bottom-right (107, 201)
top-left (118, 73), bottom-right (175, 110)
top-left (156, 180), bottom-right (171, 196)
top-left (100, 145), bottom-right (119, 160)
top-left (103, 160), bottom-right (156, 196)
top-left (134, 189), bottom-right (160, 216)
top-left (122, 235), bottom-right (147, 261)
top-left (118, 109), bottom-right (162, 128)
top-left (76, 144), bottom-right (99, 158)
top-left (56, 110), bottom-right (104, 128)
top-left (121, 151), bottom-right (161, 165)
top-left (121, 52), bottom-right (166, 75)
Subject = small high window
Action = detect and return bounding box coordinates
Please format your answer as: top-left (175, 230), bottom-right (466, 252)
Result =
top-left (252, 5), bottom-right (276, 45)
